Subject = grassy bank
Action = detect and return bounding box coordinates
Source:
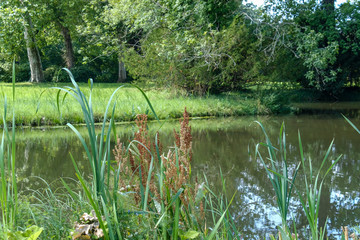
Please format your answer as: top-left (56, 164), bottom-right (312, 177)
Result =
top-left (0, 82), bottom-right (292, 126)
top-left (1, 81), bottom-right (359, 126)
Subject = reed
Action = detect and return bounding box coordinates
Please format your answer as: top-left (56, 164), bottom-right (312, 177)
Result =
top-left (256, 122), bottom-right (341, 239)
top-left (343, 114), bottom-right (360, 134)
top-left (0, 59), bottom-right (17, 232)
top-left (255, 122), bottom-right (299, 229)
top-left (296, 132), bottom-right (341, 240)
top-left (58, 67), bottom-right (240, 239)
top-left (55, 68), bottom-right (160, 239)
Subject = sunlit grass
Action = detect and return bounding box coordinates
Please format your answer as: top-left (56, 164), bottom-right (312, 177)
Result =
top-left (0, 82), bottom-right (279, 126)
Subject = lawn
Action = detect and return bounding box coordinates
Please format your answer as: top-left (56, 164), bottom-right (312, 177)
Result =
top-left (0, 82), bottom-right (277, 126)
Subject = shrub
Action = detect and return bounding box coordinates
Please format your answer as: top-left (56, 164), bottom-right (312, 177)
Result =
top-left (43, 66), bottom-right (58, 82)
top-left (53, 65), bottom-right (97, 82)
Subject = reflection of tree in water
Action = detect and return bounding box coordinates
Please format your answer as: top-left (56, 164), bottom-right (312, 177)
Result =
top-left (12, 115), bottom-right (360, 238)
top-left (16, 133), bottom-right (86, 191)
top-left (190, 115), bottom-right (360, 238)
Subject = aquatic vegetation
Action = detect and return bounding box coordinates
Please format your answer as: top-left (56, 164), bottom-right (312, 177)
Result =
top-left (256, 122), bottom-right (298, 229)
top-left (256, 122), bottom-right (341, 239)
top-left (0, 60), bottom-right (17, 234)
top-left (55, 68), bottom-right (239, 239)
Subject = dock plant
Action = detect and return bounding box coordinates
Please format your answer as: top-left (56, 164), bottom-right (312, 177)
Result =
top-left (58, 69), bottom-right (239, 239)
top-left (113, 108), bottom-right (239, 239)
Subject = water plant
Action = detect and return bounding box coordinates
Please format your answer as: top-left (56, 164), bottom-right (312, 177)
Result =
top-left (113, 109), bottom-right (239, 239)
top-left (343, 114), bottom-right (360, 134)
top-left (57, 68), bottom-right (239, 239)
top-left (296, 132), bottom-right (341, 240)
top-left (0, 60), bottom-right (46, 239)
top-left (0, 60), bottom-right (18, 233)
top-left (54, 68), bottom-right (157, 239)
top-left (255, 122), bottom-right (299, 229)
top-left (256, 121), bottom-right (341, 239)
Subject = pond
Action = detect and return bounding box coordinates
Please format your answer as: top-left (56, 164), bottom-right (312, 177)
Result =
top-left (14, 110), bottom-right (360, 239)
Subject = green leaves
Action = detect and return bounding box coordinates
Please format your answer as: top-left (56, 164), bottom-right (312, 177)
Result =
top-left (180, 230), bottom-right (200, 240)
top-left (6, 225), bottom-right (43, 240)
top-left (58, 69), bottom-right (159, 239)
top-left (255, 121), bottom-right (299, 228)
top-left (297, 30), bottom-right (340, 92)
top-left (257, 121), bottom-right (341, 239)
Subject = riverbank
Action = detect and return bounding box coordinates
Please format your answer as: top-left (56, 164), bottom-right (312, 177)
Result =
top-left (3, 78), bottom-right (360, 239)
top-left (1, 82), bottom-right (359, 126)
top-left (0, 82), bottom-right (286, 126)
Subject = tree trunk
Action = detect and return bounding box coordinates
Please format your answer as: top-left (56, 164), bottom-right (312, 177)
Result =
top-left (59, 23), bottom-right (75, 69)
top-left (23, 16), bottom-right (44, 83)
top-left (117, 57), bottom-right (127, 83)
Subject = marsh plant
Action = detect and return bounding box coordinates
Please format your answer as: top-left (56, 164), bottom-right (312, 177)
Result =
top-left (256, 122), bottom-right (341, 239)
top-left (0, 61), bottom-right (44, 239)
top-left (57, 69), bottom-right (239, 239)
top-left (112, 109), bottom-right (212, 239)
top-left (0, 61), bottom-right (17, 234)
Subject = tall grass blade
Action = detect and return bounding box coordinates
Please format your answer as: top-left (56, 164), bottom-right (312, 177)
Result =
top-left (297, 132), bottom-right (341, 240)
top-left (131, 84), bottom-right (159, 121)
top-left (172, 198), bottom-right (180, 240)
top-left (69, 153), bottom-right (109, 240)
top-left (100, 197), bottom-right (115, 240)
top-left (255, 121), bottom-right (295, 227)
top-left (207, 191), bottom-right (237, 240)
top-left (155, 188), bottom-right (184, 228)
top-left (342, 114), bottom-right (360, 134)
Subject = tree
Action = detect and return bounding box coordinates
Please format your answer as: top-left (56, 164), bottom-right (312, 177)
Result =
top-left (257, 0), bottom-right (346, 94)
top-left (23, 11), bottom-right (44, 83)
top-left (336, 1), bottom-right (360, 86)
top-left (105, 0), bottom-right (250, 93)
top-left (0, 0), bottom-right (45, 82)
top-left (35, 0), bottom-right (89, 69)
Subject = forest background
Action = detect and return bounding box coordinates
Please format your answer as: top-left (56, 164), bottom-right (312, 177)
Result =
top-left (1, 0), bottom-right (360, 98)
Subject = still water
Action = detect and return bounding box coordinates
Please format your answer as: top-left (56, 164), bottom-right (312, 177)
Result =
top-left (14, 111), bottom-right (360, 239)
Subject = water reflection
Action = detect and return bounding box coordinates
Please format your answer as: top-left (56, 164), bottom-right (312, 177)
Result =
top-left (13, 114), bottom-right (360, 239)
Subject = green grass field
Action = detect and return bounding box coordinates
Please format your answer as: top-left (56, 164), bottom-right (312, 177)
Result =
top-left (0, 82), bottom-right (281, 126)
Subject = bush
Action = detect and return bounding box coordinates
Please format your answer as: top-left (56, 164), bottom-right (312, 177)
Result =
top-left (53, 65), bottom-right (97, 82)
top-left (258, 90), bottom-right (291, 114)
top-left (43, 66), bottom-right (58, 82)
top-left (15, 63), bottom-right (31, 82)
top-left (0, 61), bottom-right (31, 83)
top-left (0, 62), bottom-right (11, 82)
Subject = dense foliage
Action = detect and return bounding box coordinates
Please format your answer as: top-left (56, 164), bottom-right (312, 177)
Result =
top-left (1, 0), bottom-right (360, 96)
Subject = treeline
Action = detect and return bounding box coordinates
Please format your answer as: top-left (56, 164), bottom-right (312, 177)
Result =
top-left (0, 0), bottom-right (360, 95)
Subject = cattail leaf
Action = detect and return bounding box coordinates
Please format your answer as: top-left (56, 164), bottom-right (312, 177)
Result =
top-left (12, 58), bottom-right (15, 102)
top-left (343, 113), bottom-right (360, 134)
top-left (207, 191), bottom-right (237, 240)
top-left (88, 78), bottom-right (93, 91)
